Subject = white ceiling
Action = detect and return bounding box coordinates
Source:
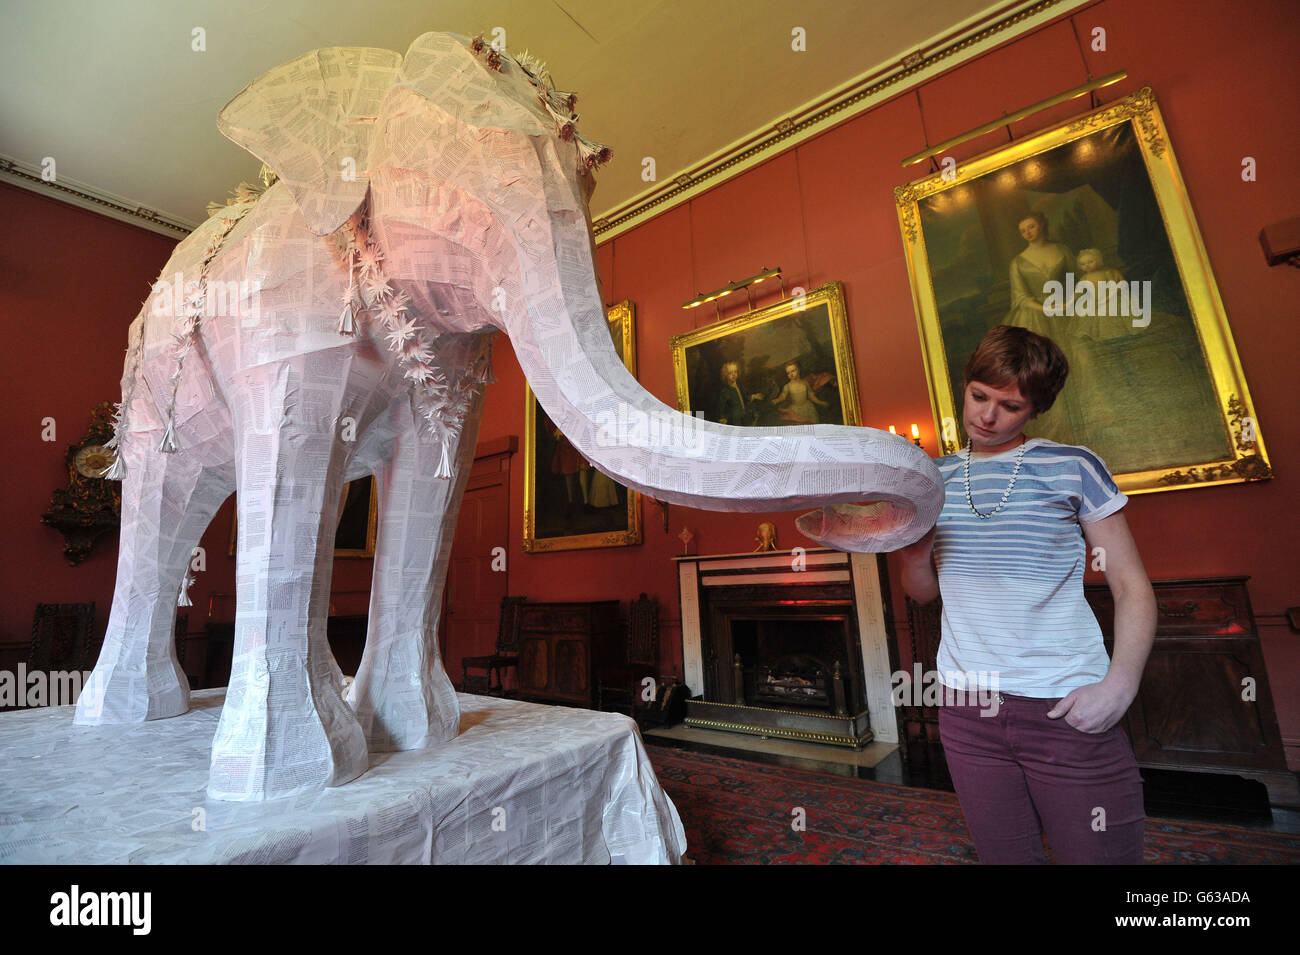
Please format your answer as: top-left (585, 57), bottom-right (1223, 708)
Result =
top-left (1, 0), bottom-right (1006, 229)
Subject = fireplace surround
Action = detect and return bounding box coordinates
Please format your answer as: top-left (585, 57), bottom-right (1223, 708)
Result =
top-left (675, 549), bottom-right (899, 748)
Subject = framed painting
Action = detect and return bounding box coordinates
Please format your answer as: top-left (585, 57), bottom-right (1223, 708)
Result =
top-left (522, 301), bottom-right (643, 552)
top-left (228, 477), bottom-right (378, 558)
top-left (896, 87), bottom-right (1271, 493)
top-left (670, 281), bottom-right (861, 427)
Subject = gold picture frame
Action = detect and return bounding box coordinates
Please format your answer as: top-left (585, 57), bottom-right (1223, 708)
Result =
top-left (522, 301), bottom-right (643, 552)
top-left (670, 281), bottom-right (861, 427)
top-left (228, 476), bottom-right (379, 558)
top-left (896, 87), bottom-right (1270, 493)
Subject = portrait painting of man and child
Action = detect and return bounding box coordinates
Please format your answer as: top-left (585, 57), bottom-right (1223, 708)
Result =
top-left (672, 282), bottom-right (862, 430)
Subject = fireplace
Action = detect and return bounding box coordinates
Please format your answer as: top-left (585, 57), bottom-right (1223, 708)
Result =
top-left (709, 603), bottom-right (864, 716)
top-left (675, 549), bottom-right (899, 749)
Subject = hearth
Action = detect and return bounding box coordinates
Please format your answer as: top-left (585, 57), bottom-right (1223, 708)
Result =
top-left (755, 652), bottom-right (833, 710)
top-left (718, 614), bottom-right (860, 715)
top-left (675, 549), bottom-right (900, 749)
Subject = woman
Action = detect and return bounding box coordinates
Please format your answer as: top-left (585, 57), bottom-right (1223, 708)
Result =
top-left (897, 324), bottom-right (1157, 864)
top-left (1004, 212), bottom-right (1091, 443)
top-left (1006, 212), bottom-right (1070, 338)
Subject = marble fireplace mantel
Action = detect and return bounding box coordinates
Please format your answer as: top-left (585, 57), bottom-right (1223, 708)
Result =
top-left (673, 548), bottom-right (898, 746)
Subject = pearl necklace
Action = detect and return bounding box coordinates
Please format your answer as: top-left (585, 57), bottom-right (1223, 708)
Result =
top-left (963, 436), bottom-right (1028, 519)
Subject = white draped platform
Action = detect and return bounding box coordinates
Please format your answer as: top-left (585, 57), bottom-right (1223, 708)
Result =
top-left (0, 689), bottom-right (686, 864)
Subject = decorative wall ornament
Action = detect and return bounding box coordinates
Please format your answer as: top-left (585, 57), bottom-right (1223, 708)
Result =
top-left (897, 87), bottom-right (1270, 493)
top-left (753, 522), bottom-right (778, 552)
top-left (41, 402), bottom-right (122, 566)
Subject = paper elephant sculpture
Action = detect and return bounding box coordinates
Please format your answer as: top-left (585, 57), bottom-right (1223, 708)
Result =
top-left (74, 32), bottom-right (944, 800)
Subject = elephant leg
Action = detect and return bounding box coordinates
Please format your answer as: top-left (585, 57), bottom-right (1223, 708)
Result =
top-left (75, 427), bottom-right (232, 724)
top-left (347, 385), bottom-right (487, 750)
top-left (206, 359), bottom-right (369, 801)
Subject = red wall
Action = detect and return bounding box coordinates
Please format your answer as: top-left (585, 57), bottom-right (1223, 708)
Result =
top-left (0, 182), bottom-right (379, 675)
top-left (2, 0), bottom-right (1296, 761)
top-left (0, 184), bottom-right (171, 659)
top-left (477, 0), bottom-right (1300, 762)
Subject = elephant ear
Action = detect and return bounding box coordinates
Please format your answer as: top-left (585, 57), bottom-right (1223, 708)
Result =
top-left (217, 47), bottom-right (403, 236)
top-left (394, 33), bottom-right (554, 139)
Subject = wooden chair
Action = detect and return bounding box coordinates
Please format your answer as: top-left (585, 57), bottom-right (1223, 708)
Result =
top-left (28, 602), bottom-right (98, 673)
top-left (598, 593), bottom-right (659, 717)
top-left (461, 596), bottom-right (527, 695)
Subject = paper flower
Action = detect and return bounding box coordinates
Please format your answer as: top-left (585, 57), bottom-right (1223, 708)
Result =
top-left (385, 315), bottom-right (420, 349)
top-left (357, 243), bottom-right (385, 278)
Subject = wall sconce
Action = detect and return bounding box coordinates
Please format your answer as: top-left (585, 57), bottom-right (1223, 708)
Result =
top-left (888, 424), bottom-right (924, 448)
top-left (683, 267), bottom-right (783, 315)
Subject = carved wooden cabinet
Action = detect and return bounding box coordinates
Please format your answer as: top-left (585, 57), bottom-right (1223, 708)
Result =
top-left (901, 577), bottom-right (1297, 807)
top-left (515, 601), bottom-right (621, 707)
top-left (1085, 576), bottom-right (1297, 807)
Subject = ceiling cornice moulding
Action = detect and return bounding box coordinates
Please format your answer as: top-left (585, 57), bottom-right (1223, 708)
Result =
top-left (590, 0), bottom-right (1090, 243)
top-left (1, 154), bottom-right (198, 239)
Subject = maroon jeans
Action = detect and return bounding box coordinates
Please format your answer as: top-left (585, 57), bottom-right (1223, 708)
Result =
top-left (938, 691), bottom-right (1145, 864)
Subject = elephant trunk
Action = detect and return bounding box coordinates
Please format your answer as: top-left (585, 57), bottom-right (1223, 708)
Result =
top-left (502, 208), bottom-right (944, 553)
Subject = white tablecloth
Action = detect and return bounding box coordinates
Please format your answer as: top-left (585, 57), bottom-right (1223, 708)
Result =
top-left (0, 689), bottom-right (686, 864)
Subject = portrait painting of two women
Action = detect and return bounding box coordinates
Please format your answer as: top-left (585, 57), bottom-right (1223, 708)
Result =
top-left (899, 92), bottom-right (1267, 488)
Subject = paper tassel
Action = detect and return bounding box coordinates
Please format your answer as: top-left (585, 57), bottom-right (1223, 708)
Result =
top-left (435, 440), bottom-right (453, 479)
top-left (178, 574), bottom-right (195, 607)
top-left (101, 455), bottom-right (126, 480)
top-left (338, 301), bottom-right (356, 336)
top-left (158, 416), bottom-right (179, 454)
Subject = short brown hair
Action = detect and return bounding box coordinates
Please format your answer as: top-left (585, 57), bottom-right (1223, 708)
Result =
top-left (963, 325), bottom-right (1068, 415)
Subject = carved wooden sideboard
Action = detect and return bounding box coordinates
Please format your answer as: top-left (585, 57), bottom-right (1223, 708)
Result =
top-left (202, 604), bottom-right (622, 708)
top-left (901, 577), bottom-right (1297, 808)
top-left (1085, 576), bottom-right (1297, 807)
top-left (514, 601), bottom-right (621, 707)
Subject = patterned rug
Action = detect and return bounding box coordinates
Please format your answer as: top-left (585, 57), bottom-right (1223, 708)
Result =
top-left (648, 747), bottom-right (1300, 865)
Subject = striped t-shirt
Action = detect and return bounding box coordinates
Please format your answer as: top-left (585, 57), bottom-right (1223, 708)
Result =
top-left (932, 437), bottom-right (1127, 697)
